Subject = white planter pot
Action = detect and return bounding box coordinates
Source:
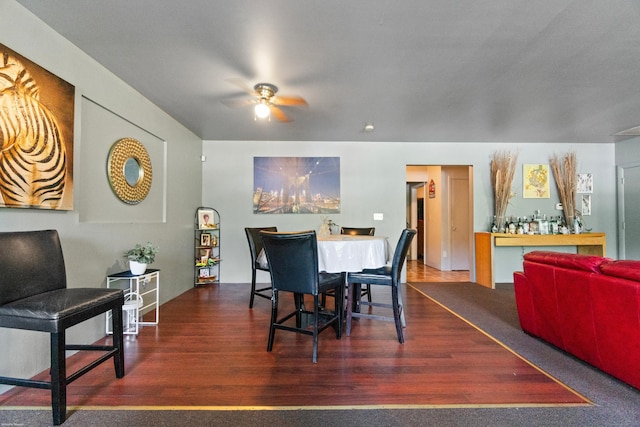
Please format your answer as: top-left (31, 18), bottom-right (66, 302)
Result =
top-left (129, 260), bottom-right (148, 275)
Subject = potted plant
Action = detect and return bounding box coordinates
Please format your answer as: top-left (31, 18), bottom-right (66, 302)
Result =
top-left (124, 242), bottom-right (158, 275)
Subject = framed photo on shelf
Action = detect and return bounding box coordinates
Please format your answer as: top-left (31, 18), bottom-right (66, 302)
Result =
top-left (197, 208), bottom-right (215, 228)
top-left (200, 233), bottom-right (211, 246)
top-left (199, 248), bottom-right (211, 263)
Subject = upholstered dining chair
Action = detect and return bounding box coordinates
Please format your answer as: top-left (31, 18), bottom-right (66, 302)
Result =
top-left (245, 226), bottom-right (277, 308)
top-left (0, 230), bottom-right (125, 425)
top-left (259, 230), bottom-right (343, 363)
top-left (340, 226), bottom-right (375, 302)
top-left (345, 228), bottom-right (416, 343)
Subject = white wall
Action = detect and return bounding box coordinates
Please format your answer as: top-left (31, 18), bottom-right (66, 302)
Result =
top-left (203, 141), bottom-right (618, 284)
top-left (0, 1), bottom-right (202, 390)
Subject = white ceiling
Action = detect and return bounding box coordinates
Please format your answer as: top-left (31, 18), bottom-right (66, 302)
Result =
top-left (16, 0), bottom-right (640, 143)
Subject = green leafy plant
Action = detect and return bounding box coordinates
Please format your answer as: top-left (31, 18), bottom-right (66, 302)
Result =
top-left (124, 242), bottom-right (158, 264)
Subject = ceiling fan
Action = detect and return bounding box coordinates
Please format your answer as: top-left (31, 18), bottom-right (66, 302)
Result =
top-left (222, 79), bottom-right (308, 122)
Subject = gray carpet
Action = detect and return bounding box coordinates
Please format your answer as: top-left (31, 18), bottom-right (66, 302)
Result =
top-left (1, 282), bottom-right (639, 426)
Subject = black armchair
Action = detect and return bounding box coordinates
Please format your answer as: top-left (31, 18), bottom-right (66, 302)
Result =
top-left (0, 230), bottom-right (125, 425)
top-left (245, 227), bottom-right (277, 308)
top-left (260, 230), bottom-right (343, 363)
top-left (346, 228), bottom-right (416, 343)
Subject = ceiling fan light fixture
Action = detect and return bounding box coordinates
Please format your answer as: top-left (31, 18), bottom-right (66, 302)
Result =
top-left (255, 102), bottom-right (271, 119)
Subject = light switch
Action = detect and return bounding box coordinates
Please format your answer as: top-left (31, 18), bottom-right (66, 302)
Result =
top-left (373, 213), bottom-right (384, 221)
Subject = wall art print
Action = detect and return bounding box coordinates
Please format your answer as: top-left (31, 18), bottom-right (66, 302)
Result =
top-left (523, 164), bottom-right (550, 198)
top-left (0, 43), bottom-right (75, 210)
top-left (253, 157), bottom-right (340, 214)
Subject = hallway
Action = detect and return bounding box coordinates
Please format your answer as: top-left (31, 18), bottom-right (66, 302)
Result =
top-left (406, 260), bottom-right (470, 283)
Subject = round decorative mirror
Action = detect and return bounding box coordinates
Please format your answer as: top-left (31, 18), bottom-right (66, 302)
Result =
top-left (107, 138), bottom-right (153, 204)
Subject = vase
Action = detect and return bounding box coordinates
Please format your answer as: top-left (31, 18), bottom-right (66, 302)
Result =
top-left (496, 215), bottom-right (506, 233)
top-left (129, 260), bottom-right (147, 275)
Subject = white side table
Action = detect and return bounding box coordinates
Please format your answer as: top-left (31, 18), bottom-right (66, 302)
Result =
top-left (106, 269), bottom-right (160, 335)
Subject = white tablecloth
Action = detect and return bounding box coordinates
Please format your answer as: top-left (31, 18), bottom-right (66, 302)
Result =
top-left (317, 235), bottom-right (389, 273)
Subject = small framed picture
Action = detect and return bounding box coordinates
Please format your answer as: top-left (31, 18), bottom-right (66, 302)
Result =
top-left (577, 173), bottom-right (593, 194)
top-left (199, 248), bottom-right (211, 263)
top-left (200, 233), bottom-right (211, 246)
top-left (581, 194), bottom-right (592, 215)
top-left (198, 209), bottom-right (215, 228)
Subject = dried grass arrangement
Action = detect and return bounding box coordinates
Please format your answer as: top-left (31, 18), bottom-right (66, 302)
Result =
top-left (550, 151), bottom-right (577, 226)
top-left (490, 150), bottom-right (518, 225)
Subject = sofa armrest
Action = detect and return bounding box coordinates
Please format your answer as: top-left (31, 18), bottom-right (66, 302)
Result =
top-left (513, 271), bottom-right (537, 335)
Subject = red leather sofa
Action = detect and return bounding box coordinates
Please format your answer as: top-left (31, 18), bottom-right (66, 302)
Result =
top-left (513, 250), bottom-right (640, 390)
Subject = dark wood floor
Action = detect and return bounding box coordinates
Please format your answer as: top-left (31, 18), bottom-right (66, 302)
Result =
top-left (406, 260), bottom-right (470, 283)
top-left (0, 276), bottom-right (588, 410)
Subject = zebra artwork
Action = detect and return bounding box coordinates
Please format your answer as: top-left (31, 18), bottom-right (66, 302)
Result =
top-left (0, 52), bottom-right (68, 209)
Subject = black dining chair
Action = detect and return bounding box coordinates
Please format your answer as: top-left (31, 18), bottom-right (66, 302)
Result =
top-left (345, 228), bottom-right (416, 343)
top-left (260, 230), bottom-right (343, 363)
top-left (340, 226), bottom-right (375, 302)
top-left (245, 226), bottom-right (277, 308)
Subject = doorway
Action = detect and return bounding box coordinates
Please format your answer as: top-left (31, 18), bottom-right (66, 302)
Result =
top-left (406, 165), bottom-right (473, 275)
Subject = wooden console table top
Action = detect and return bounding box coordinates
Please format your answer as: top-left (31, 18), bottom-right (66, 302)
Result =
top-left (474, 232), bottom-right (606, 289)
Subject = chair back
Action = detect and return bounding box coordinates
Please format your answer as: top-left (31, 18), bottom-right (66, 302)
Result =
top-left (390, 229), bottom-right (417, 281)
top-left (245, 227), bottom-right (277, 267)
top-left (0, 229), bottom-right (67, 306)
top-left (260, 230), bottom-right (320, 295)
top-left (340, 227), bottom-right (375, 236)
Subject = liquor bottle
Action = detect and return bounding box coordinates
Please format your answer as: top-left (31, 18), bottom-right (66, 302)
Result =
top-left (490, 216), bottom-right (498, 233)
top-left (508, 216), bottom-right (516, 234)
top-left (522, 216), bottom-right (530, 234)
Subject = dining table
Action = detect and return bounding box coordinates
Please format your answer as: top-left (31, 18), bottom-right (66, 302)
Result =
top-left (316, 234), bottom-right (389, 273)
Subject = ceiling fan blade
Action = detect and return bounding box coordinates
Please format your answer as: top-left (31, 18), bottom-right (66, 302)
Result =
top-left (221, 97), bottom-right (256, 109)
top-left (225, 78), bottom-right (258, 96)
top-left (269, 105), bottom-right (291, 122)
top-left (272, 95), bottom-right (308, 107)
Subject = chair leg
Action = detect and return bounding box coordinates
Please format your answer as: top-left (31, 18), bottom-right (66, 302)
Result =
top-left (312, 295), bottom-right (320, 363)
top-left (249, 269), bottom-right (257, 308)
top-left (398, 284), bottom-right (406, 328)
top-left (111, 306), bottom-right (125, 378)
top-left (392, 286), bottom-right (404, 344)
top-left (346, 282), bottom-right (355, 336)
top-left (335, 283), bottom-right (343, 339)
top-left (50, 332), bottom-right (66, 425)
top-left (267, 291), bottom-right (278, 352)
top-left (364, 284), bottom-right (372, 302)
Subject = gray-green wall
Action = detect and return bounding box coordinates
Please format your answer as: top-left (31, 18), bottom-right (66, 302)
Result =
top-left (0, 1), bottom-right (202, 391)
top-left (202, 141), bottom-right (618, 285)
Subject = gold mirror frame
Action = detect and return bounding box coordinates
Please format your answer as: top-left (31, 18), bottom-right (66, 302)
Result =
top-left (107, 137), bottom-right (153, 204)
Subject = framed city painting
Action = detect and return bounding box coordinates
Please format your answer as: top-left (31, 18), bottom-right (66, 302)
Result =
top-left (0, 43), bottom-right (75, 210)
top-left (253, 157), bottom-right (340, 214)
top-left (523, 164), bottom-right (550, 198)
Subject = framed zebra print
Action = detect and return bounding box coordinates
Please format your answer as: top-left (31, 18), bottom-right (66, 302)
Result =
top-left (0, 43), bottom-right (75, 210)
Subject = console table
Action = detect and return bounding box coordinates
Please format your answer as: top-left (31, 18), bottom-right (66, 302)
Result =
top-left (106, 269), bottom-right (160, 335)
top-left (474, 232), bottom-right (606, 289)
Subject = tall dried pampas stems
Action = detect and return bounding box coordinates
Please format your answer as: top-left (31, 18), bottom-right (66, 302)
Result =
top-left (491, 150), bottom-right (518, 221)
top-left (550, 151), bottom-right (576, 226)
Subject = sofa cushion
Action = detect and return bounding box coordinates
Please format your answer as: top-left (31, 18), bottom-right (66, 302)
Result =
top-left (599, 260), bottom-right (640, 282)
top-left (524, 251), bottom-right (610, 273)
